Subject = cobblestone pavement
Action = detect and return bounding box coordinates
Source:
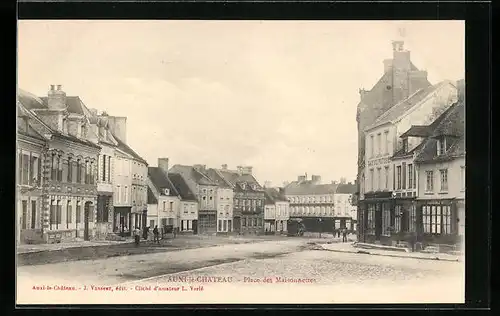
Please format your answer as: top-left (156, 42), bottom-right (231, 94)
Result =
top-left (17, 238), bottom-right (463, 304)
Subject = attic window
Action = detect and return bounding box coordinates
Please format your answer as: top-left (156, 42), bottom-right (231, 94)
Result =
top-left (240, 183), bottom-right (246, 190)
top-left (402, 138), bottom-right (409, 152)
top-left (437, 137), bottom-right (447, 156)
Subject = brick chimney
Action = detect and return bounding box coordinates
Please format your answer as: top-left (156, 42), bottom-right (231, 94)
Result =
top-left (311, 175), bottom-right (321, 184)
top-left (107, 116), bottom-right (127, 143)
top-left (158, 158), bottom-right (169, 175)
top-left (297, 175), bottom-right (306, 182)
top-left (221, 164), bottom-right (228, 170)
top-left (47, 84), bottom-right (66, 110)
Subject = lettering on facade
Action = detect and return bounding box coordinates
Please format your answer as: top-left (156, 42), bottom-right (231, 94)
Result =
top-left (367, 158), bottom-right (390, 167)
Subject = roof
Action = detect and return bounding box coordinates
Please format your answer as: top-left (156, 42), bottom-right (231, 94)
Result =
top-left (148, 167), bottom-right (179, 196)
top-left (40, 96), bottom-right (86, 115)
top-left (284, 181), bottom-right (338, 196)
top-left (203, 168), bottom-right (232, 188)
top-left (168, 173), bottom-right (198, 202)
top-left (169, 165), bottom-right (218, 186)
top-left (17, 103), bottom-right (46, 142)
top-left (112, 132), bottom-right (148, 165)
top-left (217, 169), bottom-right (263, 192)
top-left (335, 183), bottom-right (357, 194)
top-left (147, 186), bottom-right (158, 204)
top-left (414, 101), bottom-right (465, 164)
top-left (392, 101), bottom-right (460, 160)
top-left (264, 188), bottom-right (288, 204)
top-left (366, 81), bottom-right (451, 131)
top-left (400, 125), bottom-right (433, 138)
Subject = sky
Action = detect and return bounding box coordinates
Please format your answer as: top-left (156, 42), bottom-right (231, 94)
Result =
top-left (17, 20), bottom-right (464, 187)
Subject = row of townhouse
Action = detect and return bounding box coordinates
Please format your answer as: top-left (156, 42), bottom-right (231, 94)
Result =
top-left (146, 162), bottom-right (287, 235)
top-left (283, 175), bottom-right (357, 233)
top-left (355, 40), bottom-right (465, 249)
top-left (17, 85), bottom-right (148, 244)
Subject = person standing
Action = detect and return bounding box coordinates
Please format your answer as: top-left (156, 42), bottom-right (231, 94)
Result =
top-left (342, 228), bottom-right (348, 242)
top-left (153, 225), bottom-right (160, 244)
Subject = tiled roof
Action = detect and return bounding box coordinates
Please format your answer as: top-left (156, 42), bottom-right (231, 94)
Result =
top-left (203, 168), bottom-right (232, 188)
top-left (168, 173), bottom-right (198, 202)
top-left (284, 182), bottom-right (338, 196)
top-left (366, 81), bottom-right (450, 131)
top-left (264, 188), bottom-right (287, 204)
top-left (335, 183), bottom-right (357, 194)
top-left (148, 167), bottom-right (179, 196)
top-left (414, 101), bottom-right (465, 164)
top-left (217, 170), bottom-right (263, 192)
top-left (147, 186), bottom-right (158, 204)
top-left (400, 125), bottom-right (432, 138)
top-left (112, 133), bottom-right (148, 165)
top-left (39, 96), bottom-right (86, 115)
top-left (17, 103), bottom-right (46, 141)
top-left (169, 165), bottom-right (218, 186)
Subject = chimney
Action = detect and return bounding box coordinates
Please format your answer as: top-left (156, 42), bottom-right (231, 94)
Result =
top-left (158, 158), bottom-right (169, 175)
top-left (107, 116), bottom-right (127, 143)
top-left (409, 70), bottom-right (429, 95)
top-left (311, 175), bottom-right (321, 184)
top-left (297, 175), bottom-right (306, 182)
top-left (236, 166), bottom-right (243, 175)
top-left (221, 164), bottom-right (228, 170)
top-left (359, 88), bottom-right (368, 100)
top-left (47, 84), bottom-right (67, 110)
top-left (383, 59), bottom-right (393, 73)
top-left (193, 164), bottom-right (206, 173)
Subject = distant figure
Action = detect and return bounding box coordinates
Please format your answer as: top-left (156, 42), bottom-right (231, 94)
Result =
top-left (337, 230), bottom-right (341, 238)
top-left (342, 229), bottom-right (348, 242)
top-left (133, 227), bottom-right (141, 246)
top-left (153, 225), bottom-right (160, 244)
top-left (173, 227), bottom-right (177, 239)
top-left (143, 226), bottom-right (150, 240)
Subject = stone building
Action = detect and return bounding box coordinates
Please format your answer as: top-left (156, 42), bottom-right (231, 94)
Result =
top-left (169, 164), bottom-right (219, 234)
top-left (334, 182), bottom-right (357, 232)
top-left (284, 174), bottom-right (337, 233)
top-left (358, 79), bottom-right (457, 245)
top-left (18, 86), bottom-right (101, 243)
top-left (202, 168), bottom-right (235, 235)
top-left (147, 158), bottom-right (181, 231)
top-left (17, 101), bottom-right (46, 244)
top-left (355, 40), bottom-right (432, 215)
top-left (168, 172), bottom-right (199, 234)
top-left (217, 165), bottom-right (266, 235)
top-left (264, 187), bottom-right (290, 234)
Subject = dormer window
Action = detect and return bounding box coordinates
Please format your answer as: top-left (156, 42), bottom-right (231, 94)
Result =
top-left (240, 182), bottom-right (246, 190)
top-left (402, 138), bottom-right (409, 152)
top-left (164, 189), bottom-right (170, 195)
top-left (437, 137), bottom-right (447, 156)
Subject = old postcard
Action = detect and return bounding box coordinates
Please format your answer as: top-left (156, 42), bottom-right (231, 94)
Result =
top-left (16, 20), bottom-right (465, 305)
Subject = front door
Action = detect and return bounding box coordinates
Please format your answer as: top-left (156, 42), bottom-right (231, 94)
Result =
top-left (84, 202), bottom-right (91, 241)
top-left (192, 220), bottom-right (198, 234)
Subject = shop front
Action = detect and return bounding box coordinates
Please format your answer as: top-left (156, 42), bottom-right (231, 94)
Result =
top-left (415, 198), bottom-right (461, 247)
top-left (113, 206), bottom-right (132, 237)
top-left (358, 191), bottom-right (393, 244)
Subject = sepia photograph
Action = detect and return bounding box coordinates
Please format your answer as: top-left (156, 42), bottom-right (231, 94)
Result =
top-left (16, 20), bottom-right (465, 305)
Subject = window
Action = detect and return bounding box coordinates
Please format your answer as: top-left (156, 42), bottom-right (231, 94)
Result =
top-left (382, 203), bottom-right (391, 236)
top-left (76, 201), bottom-right (81, 224)
top-left (67, 157), bottom-right (72, 182)
top-left (169, 201), bottom-right (174, 212)
top-left (66, 201), bottom-right (72, 228)
top-left (396, 166), bottom-right (402, 190)
top-left (21, 153), bottom-right (30, 185)
top-left (370, 134), bottom-right (374, 157)
top-left (369, 169), bottom-right (374, 191)
top-left (461, 166), bottom-right (465, 190)
top-left (422, 205), bottom-right (451, 235)
top-left (124, 186), bottom-right (128, 203)
top-left (21, 201), bottom-right (27, 230)
top-left (384, 131), bottom-right (389, 154)
top-left (377, 168), bottom-right (382, 191)
top-left (377, 133), bottom-right (381, 156)
top-left (51, 154), bottom-right (58, 181)
top-left (409, 205), bottom-right (416, 232)
top-left (426, 171), bottom-right (434, 192)
top-left (218, 220), bottom-right (223, 232)
top-left (242, 217), bottom-right (247, 227)
top-left (31, 201), bottom-right (37, 229)
top-left (408, 164), bottom-right (413, 189)
top-left (102, 155), bottom-right (106, 181)
top-left (367, 205), bottom-right (376, 235)
top-left (402, 138), bottom-right (408, 152)
top-left (57, 201), bottom-right (62, 226)
top-left (402, 162), bottom-right (407, 190)
top-left (107, 156), bottom-right (111, 182)
top-left (394, 205), bottom-right (402, 233)
top-left (440, 169), bottom-right (448, 192)
top-left (437, 137), bottom-right (446, 156)
top-left (384, 166), bottom-right (389, 189)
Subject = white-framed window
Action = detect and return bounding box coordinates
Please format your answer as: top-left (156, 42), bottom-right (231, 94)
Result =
top-left (426, 171), bottom-right (434, 192)
top-left (408, 164), bottom-right (413, 189)
top-left (163, 201), bottom-right (166, 212)
top-left (384, 130), bottom-right (389, 155)
top-left (382, 203), bottom-right (391, 236)
top-left (377, 133), bottom-right (381, 156)
top-left (396, 166), bottom-right (402, 190)
top-left (422, 205), bottom-right (451, 235)
top-left (437, 137), bottom-right (447, 156)
top-left (440, 169), bottom-right (448, 192)
top-left (461, 166), bottom-right (466, 191)
top-left (370, 134), bottom-right (374, 158)
top-left (377, 167), bottom-right (382, 191)
top-left (384, 166), bottom-right (389, 190)
top-left (367, 204), bottom-right (376, 235)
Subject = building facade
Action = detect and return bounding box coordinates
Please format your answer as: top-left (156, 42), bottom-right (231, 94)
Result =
top-left (17, 102), bottom-right (47, 244)
top-left (168, 172), bottom-right (199, 234)
top-left (202, 168), bottom-right (234, 235)
top-left (169, 164), bottom-right (219, 235)
top-left (18, 86), bottom-right (101, 243)
top-left (334, 183), bottom-right (357, 232)
top-left (284, 175), bottom-right (337, 233)
top-left (147, 159), bottom-right (182, 231)
top-left (355, 40), bottom-right (432, 230)
top-left (358, 79), bottom-right (457, 245)
top-left (217, 165), bottom-right (265, 235)
top-left (264, 188), bottom-right (290, 234)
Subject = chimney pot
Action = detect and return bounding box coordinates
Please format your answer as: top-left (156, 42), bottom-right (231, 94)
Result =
top-left (50, 85), bottom-right (55, 91)
top-left (221, 164), bottom-right (228, 170)
top-left (57, 85), bottom-right (62, 91)
top-left (158, 158), bottom-right (169, 174)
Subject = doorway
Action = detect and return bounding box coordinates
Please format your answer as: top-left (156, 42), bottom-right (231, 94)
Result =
top-left (192, 220), bottom-right (198, 234)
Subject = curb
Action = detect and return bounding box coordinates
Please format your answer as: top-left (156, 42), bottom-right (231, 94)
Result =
top-left (319, 246), bottom-right (462, 263)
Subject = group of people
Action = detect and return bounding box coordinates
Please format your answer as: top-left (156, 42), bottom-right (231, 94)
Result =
top-left (337, 228), bottom-right (350, 242)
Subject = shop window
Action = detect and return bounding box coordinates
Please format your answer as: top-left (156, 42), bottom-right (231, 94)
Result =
top-left (367, 205), bottom-right (376, 235)
top-left (381, 204), bottom-right (391, 236)
top-left (422, 205), bottom-right (452, 235)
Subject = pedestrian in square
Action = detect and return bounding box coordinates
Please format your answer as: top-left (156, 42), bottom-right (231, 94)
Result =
top-left (342, 229), bottom-right (347, 242)
top-left (153, 225), bottom-right (160, 244)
